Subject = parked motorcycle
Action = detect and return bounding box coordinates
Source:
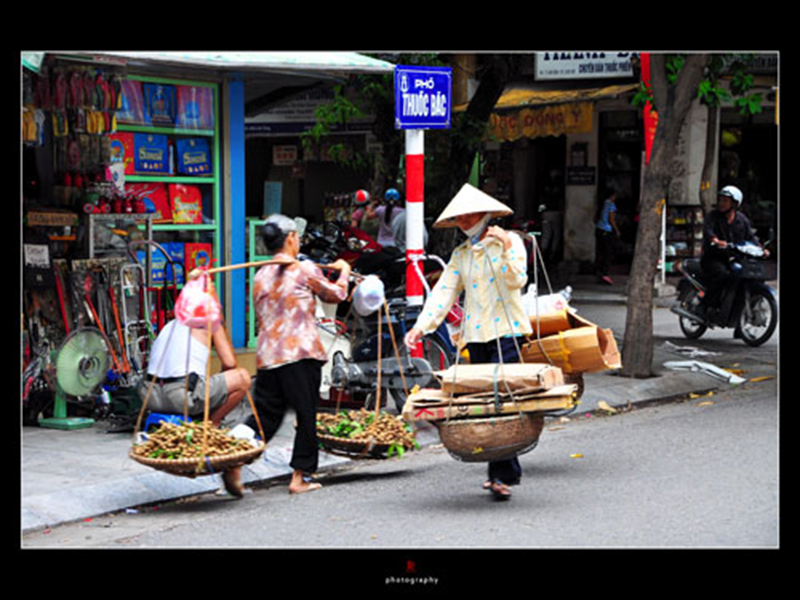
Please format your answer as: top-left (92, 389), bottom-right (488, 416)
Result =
top-left (319, 295), bottom-right (457, 413)
top-left (670, 240), bottom-right (777, 346)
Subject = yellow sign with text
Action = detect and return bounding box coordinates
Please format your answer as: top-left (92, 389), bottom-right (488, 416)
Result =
top-left (488, 101), bottom-right (593, 142)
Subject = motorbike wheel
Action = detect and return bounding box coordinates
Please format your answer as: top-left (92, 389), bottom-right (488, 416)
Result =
top-left (678, 289), bottom-right (708, 340)
top-left (739, 287), bottom-right (777, 347)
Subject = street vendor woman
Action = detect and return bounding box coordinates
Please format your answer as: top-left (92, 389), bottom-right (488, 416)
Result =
top-left (404, 183), bottom-right (533, 500)
top-left (244, 214), bottom-right (351, 494)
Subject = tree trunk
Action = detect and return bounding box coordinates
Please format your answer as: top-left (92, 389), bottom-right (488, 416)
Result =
top-left (446, 55), bottom-right (522, 199)
top-left (621, 54), bottom-right (709, 378)
top-left (699, 102), bottom-right (719, 214)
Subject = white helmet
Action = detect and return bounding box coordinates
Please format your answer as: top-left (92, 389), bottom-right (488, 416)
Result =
top-left (718, 185), bottom-right (743, 206)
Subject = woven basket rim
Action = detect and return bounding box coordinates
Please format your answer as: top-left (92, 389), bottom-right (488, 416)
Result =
top-left (129, 441), bottom-right (266, 475)
top-left (438, 413), bottom-right (544, 427)
top-left (317, 433), bottom-right (393, 452)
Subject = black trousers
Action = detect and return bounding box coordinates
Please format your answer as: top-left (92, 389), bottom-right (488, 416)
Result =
top-left (466, 337), bottom-right (525, 485)
top-left (595, 229), bottom-right (615, 276)
top-left (245, 359), bottom-right (322, 475)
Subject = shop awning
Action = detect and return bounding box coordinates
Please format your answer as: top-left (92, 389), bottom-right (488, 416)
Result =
top-left (24, 51), bottom-right (395, 75)
top-left (455, 82), bottom-right (639, 112)
top-left (456, 82), bottom-right (639, 142)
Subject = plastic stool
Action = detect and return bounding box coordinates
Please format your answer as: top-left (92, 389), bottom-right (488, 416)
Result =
top-left (144, 412), bottom-right (192, 432)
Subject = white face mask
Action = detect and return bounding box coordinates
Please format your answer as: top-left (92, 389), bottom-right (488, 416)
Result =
top-left (461, 214), bottom-right (491, 244)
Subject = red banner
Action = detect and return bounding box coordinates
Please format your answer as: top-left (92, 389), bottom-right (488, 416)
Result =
top-left (641, 53), bottom-right (658, 165)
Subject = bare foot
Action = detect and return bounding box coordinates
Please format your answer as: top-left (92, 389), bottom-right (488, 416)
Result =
top-left (222, 467), bottom-right (245, 498)
top-left (288, 471), bottom-right (322, 494)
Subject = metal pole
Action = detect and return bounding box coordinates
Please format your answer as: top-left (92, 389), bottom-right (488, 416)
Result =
top-left (405, 128), bottom-right (425, 358)
top-left (405, 129), bottom-right (425, 306)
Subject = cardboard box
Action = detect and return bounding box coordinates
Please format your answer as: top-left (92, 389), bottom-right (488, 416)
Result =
top-left (402, 385), bottom-right (577, 422)
top-left (434, 362), bottom-right (564, 395)
top-left (522, 326), bottom-right (620, 374)
top-left (134, 133), bottom-right (169, 174)
top-left (175, 138), bottom-right (211, 175)
top-left (522, 308), bottom-right (621, 374)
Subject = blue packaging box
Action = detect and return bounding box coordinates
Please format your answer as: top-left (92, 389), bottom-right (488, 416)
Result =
top-left (134, 133), bottom-right (170, 174)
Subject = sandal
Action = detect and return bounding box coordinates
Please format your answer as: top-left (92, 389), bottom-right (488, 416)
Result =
top-left (486, 480), bottom-right (512, 500)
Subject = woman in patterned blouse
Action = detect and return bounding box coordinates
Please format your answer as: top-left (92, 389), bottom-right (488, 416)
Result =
top-left (245, 215), bottom-right (351, 494)
top-left (404, 184), bottom-right (532, 500)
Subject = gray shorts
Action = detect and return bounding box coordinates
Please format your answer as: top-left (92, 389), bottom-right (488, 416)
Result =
top-left (140, 373), bottom-right (229, 417)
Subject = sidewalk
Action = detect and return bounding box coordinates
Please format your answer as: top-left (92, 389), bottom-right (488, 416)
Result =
top-left (21, 273), bottom-right (776, 534)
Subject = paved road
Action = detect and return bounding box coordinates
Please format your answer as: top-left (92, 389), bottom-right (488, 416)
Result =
top-left (23, 372), bottom-right (777, 549)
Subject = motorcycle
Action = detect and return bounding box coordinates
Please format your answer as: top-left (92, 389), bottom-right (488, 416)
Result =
top-left (301, 219), bottom-right (462, 412)
top-left (318, 293), bottom-right (458, 413)
top-left (670, 240), bottom-right (777, 347)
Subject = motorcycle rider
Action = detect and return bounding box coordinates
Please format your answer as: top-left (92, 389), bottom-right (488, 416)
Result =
top-left (699, 185), bottom-right (767, 321)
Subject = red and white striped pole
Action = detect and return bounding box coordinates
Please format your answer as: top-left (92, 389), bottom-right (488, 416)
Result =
top-left (405, 129), bottom-right (425, 357)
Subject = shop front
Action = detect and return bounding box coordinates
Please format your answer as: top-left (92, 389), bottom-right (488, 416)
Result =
top-left (21, 51), bottom-right (394, 428)
top-left (474, 82), bottom-right (640, 272)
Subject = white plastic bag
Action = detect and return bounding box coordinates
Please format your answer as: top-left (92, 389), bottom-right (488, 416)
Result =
top-left (352, 275), bottom-right (385, 316)
top-left (522, 287), bottom-right (571, 317)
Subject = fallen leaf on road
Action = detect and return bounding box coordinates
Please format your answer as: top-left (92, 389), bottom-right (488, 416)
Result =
top-left (570, 453), bottom-right (584, 459)
top-left (598, 401), bottom-right (617, 414)
top-left (690, 391), bottom-right (715, 399)
top-left (697, 401), bottom-right (714, 407)
top-left (749, 376), bottom-right (774, 383)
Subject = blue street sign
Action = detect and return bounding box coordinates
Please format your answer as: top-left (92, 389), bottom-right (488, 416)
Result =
top-left (395, 65), bottom-right (452, 130)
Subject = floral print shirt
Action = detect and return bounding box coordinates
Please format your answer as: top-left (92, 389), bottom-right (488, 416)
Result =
top-left (413, 233), bottom-right (532, 344)
top-left (253, 254), bottom-right (349, 369)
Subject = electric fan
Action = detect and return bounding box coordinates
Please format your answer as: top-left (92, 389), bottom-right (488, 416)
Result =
top-left (39, 327), bottom-right (110, 430)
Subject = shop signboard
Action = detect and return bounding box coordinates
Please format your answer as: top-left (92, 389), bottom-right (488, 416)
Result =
top-left (394, 65), bottom-right (452, 130)
top-left (536, 52), bottom-right (637, 80)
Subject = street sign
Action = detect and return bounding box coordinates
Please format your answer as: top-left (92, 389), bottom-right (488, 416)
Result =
top-left (395, 65), bottom-right (452, 130)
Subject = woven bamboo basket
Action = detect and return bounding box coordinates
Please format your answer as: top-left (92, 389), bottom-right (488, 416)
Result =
top-left (129, 441), bottom-right (266, 478)
top-left (317, 433), bottom-right (396, 459)
top-left (435, 413), bottom-right (544, 463)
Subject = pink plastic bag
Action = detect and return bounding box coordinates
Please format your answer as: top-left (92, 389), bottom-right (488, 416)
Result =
top-left (174, 272), bottom-right (221, 331)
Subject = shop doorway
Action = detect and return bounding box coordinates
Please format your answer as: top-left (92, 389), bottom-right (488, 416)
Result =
top-left (598, 110), bottom-right (642, 270)
top-left (719, 115), bottom-right (778, 251)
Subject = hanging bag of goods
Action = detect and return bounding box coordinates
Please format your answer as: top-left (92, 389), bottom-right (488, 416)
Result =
top-left (174, 271), bottom-right (221, 331)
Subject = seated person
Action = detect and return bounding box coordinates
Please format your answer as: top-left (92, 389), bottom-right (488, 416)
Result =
top-left (140, 319), bottom-right (252, 497)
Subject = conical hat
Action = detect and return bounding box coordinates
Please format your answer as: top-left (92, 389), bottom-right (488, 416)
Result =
top-left (433, 183), bottom-right (513, 228)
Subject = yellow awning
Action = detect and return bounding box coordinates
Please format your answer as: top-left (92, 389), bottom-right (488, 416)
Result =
top-left (455, 83), bottom-right (639, 112)
top-left (457, 83), bottom-right (639, 142)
